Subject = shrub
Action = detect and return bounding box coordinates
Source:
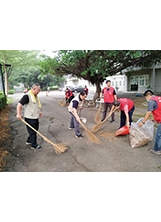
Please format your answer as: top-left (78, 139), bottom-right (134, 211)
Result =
top-left (8, 89), bottom-right (15, 94)
top-left (0, 95), bottom-right (7, 111)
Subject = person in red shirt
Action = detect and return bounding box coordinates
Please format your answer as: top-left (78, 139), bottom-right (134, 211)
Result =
top-left (100, 80), bottom-right (117, 123)
top-left (138, 90), bottom-right (161, 155)
top-left (84, 85), bottom-right (88, 95)
top-left (110, 98), bottom-right (135, 129)
top-left (65, 88), bottom-right (74, 104)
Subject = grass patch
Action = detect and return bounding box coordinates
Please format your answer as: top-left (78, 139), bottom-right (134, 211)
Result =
top-left (7, 97), bottom-right (13, 105)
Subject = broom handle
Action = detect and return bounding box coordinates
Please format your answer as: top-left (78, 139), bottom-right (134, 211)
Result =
top-left (21, 119), bottom-right (55, 146)
top-left (102, 107), bottom-right (118, 124)
top-left (71, 111), bottom-right (88, 131)
top-left (98, 101), bottom-right (102, 110)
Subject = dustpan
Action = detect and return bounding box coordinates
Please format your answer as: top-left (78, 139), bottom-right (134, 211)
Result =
top-left (115, 125), bottom-right (129, 136)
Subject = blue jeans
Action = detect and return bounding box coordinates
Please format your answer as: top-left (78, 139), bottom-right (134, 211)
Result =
top-left (120, 106), bottom-right (135, 128)
top-left (69, 112), bottom-right (81, 136)
top-left (153, 123), bottom-right (161, 151)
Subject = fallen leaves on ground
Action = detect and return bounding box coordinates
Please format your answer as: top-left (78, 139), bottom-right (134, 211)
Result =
top-left (0, 106), bottom-right (11, 170)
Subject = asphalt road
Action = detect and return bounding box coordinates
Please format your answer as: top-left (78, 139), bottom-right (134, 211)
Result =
top-left (3, 90), bottom-right (161, 172)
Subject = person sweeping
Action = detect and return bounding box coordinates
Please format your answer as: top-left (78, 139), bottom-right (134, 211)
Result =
top-left (16, 83), bottom-right (42, 150)
top-left (65, 87), bottom-right (74, 104)
top-left (68, 91), bottom-right (87, 139)
top-left (109, 98), bottom-right (135, 129)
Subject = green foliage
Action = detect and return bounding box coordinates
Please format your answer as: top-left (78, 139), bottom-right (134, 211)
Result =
top-left (55, 50), bottom-right (161, 94)
top-left (7, 97), bottom-right (13, 105)
top-left (0, 95), bottom-right (7, 111)
top-left (8, 89), bottom-right (15, 94)
top-left (2, 50), bottom-right (161, 97)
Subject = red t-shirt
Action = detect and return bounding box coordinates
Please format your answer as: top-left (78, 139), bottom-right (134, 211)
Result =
top-left (102, 87), bottom-right (116, 103)
top-left (118, 98), bottom-right (134, 112)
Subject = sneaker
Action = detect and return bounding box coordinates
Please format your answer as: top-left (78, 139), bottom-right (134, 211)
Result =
top-left (150, 149), bottom-right (161, 155)
top-left (31, 145), bottom-right (42, 150)
top-left (68, 127), bottom-right (75, 130)
top-left (75, 134), bottom-right (83, 139)
top-left (110, 120), bottom-right (115, 123)
top-left (25, 141), bottom-right (32, 145)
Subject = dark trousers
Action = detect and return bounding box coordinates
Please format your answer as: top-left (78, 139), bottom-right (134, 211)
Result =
top-left (102, 102), bottom-right (114, 121)
top-left (69, 112), bottom-right (81, 136)
top-left (120, 106), bottom-right (135, 128)
top-left (25, 117), bottom-right (39, 147)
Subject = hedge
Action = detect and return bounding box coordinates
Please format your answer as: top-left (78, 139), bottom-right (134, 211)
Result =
top-left (0, 95), bottom-right (7, 111)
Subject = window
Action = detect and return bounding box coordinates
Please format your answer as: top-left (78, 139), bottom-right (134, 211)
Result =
top-left (130, 75), bottom-right (149, 86)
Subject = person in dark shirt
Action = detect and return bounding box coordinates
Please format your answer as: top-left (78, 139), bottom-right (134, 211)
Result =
top-left (68, 91), bottom-right (87, 139)
top-left (16, 83), bottom-right (42, 150)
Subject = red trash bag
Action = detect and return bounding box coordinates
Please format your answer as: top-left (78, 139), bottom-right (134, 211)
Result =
top-left (115, 126), bottom-right (129, 136)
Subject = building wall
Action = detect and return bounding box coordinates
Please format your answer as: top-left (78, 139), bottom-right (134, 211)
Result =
top-left (64, 75), bottom-right (96, 93)
top-left (154, 68), bottom-right (161, 92)
top-left (103, 75), bottom-right (127, 92)
top-left (63, 67), bottom-right (161, 94)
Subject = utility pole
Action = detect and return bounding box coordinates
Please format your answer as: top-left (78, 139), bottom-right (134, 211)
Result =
top-left (0, 63), bottom-right (12, 96)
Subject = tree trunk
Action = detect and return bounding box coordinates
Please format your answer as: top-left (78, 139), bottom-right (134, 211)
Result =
top-left (93, 82), bottom-right (101, 102)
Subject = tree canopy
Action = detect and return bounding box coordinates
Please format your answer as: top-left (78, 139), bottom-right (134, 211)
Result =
top-left (55, 50), bottom-right (161, 94)
top-left (1, 50), bottom-right (161, 96)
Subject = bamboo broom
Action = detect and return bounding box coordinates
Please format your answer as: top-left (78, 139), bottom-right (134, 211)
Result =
top-left (94, 102), bottom-right (102, 123)
top-left (92, 107), bottom-right (118, 133)
top-left (21, 119), bottom-right (67, 154)
top-left (59, 99), bottom-right (67, 107)
top-left (72, 111), bottom-right (101, 144)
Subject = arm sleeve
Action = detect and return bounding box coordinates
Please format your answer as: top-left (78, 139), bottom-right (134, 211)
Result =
top-left (123, 104), bottom-right (128, 113)
top-left (19, 95), bottom-right (29, 105)
top-left (147, 100), bottom-right (158, 111)
top-left (72, 100), bottom-right (79, 109)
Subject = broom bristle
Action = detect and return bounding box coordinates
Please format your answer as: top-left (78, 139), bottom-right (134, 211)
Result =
top-left (91, 122), bottom-right (104, 133)
top-left (92, 108), bottom-right (118, 133)
top-left (53, 143), bottom-right (68, 154)
top-left (79, 121), bottom-right (100, 144)
top-left (59, 100), bottom-right (67, 107)
top-left (85, 128), bottom-right (101, 144)
top-left (94, 110), bottom-right (101, 123)
top-left (94, 103), bottom-right (102, 123)
top-left (44, 137), bottom-right (68, 154)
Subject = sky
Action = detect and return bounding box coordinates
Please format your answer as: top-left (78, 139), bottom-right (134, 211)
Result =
top-left (40, 50), bottom-right (58, 58)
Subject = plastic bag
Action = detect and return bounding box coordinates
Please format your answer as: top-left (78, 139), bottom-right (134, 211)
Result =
top-left (129, 118), bottom-right (154, 148)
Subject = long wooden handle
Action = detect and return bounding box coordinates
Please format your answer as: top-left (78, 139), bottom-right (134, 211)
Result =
top-left (21, 119), bottom-right (54, 145)
top-left (21, 119), bottom-right (46, 139)
top-left (71, 111), bottom-right (88, 130)
top-left (98, 102), bottom-right (102, 110)
top-left (102, 107), bottom-right (118, 124)
top-left (21, 119), bottom-right (68, 154)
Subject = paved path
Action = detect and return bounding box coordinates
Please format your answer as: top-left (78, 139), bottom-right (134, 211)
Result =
top-left (4, 91), bottom-right (161, 172)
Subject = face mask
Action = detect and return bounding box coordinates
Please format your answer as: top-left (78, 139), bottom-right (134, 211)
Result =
top-left (146, 98), bottom-right (149, 102)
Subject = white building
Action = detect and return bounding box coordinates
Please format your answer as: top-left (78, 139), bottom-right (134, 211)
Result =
top-left (62, 63), bottom-right (161, 94)
top-left (63, 74), bottom-right (96, 93)
top-left (103, 74), bottom-right (127, 92)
